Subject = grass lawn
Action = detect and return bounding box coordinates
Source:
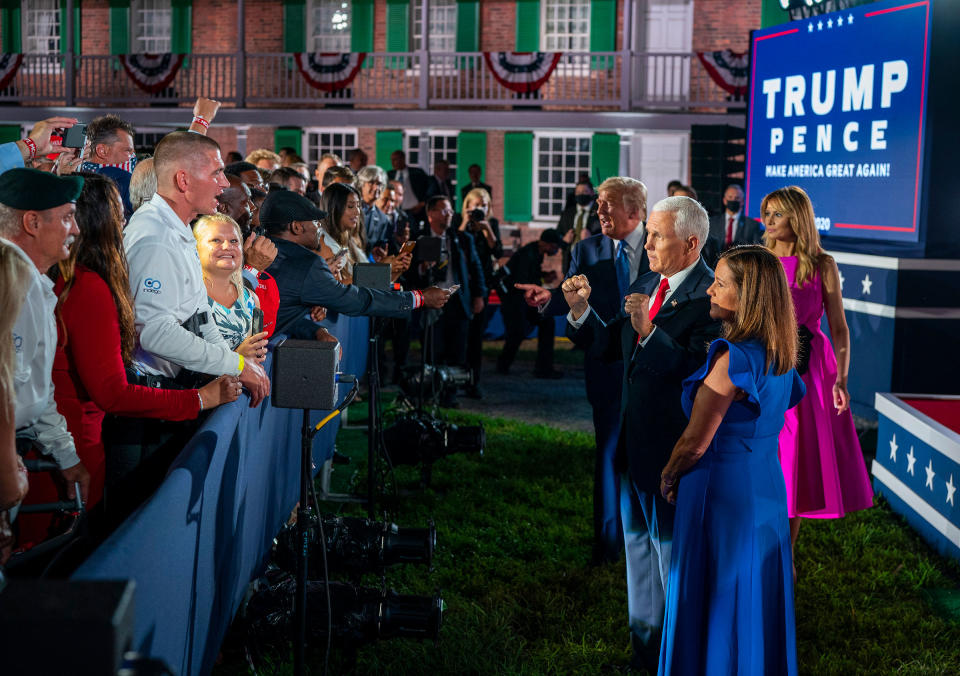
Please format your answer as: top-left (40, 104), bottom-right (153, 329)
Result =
top-left (217, 407), bottom-right (960, 675)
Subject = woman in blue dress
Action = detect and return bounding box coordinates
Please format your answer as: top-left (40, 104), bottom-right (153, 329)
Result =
top-left (658, 245), bottom-right (806, 675)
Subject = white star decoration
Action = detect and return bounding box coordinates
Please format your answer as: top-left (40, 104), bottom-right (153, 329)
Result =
top-left (947, 475), bottom-right (957, 506)
top-left (808, 22), bottom-right (814, 32)
top-left (827, 18), bottom-right (834, 28)
top-left (837, 16), bottom-right (844, 26)
top-left (889, 434), bottom-right (898, 461)
top-left (848, 14), bottom-right (854, 24)
top-left (817, 20), bottom-right (824, 30)
top-left (925, 459), bottom-right (936, 490)
top-left (907, 446), bottom-right (917, 475)
top-left (838, 269), bottom-right (845, 290)
top-left (861, 274), bottom-right (872, 295)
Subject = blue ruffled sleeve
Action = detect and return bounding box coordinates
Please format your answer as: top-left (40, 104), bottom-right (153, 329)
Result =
top-left (681, 338), bottom-right (762, 421)
top-left (788, 369), bottom-right (806, 408)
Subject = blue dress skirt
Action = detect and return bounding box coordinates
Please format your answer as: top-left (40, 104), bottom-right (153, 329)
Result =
top-left (659, 339), bottom-right (805, 675)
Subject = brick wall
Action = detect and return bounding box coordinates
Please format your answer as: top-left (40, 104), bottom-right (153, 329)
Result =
top-left (194, 0), bottom-right (239, 54)
top-left (357, 127), bottom-right (377, 166)
top-left (485, 129), bottom-right (505, 221)
top-left (480, 0), bottom-right (516, 51)
top-left (245, 127), bottom-right (275, 156)
top-left (693, 0), bottom-right (763, 52)
top-left (81, 0), bottom-right (109, 55)
top-left (245, 1), bottom-right (283, 52)
top-left (206, 125), bottom-right (239, 156)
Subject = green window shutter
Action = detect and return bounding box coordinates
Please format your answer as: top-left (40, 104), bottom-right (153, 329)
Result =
top-left (283, 0), bottom-right (306, 53)
top-left (455, 131), bottom-right (486, 200)
top-left (275, 127), bottom-right (303, 156)
top-left (386, 0), bottom-right (409, 69)
top-left (455, 0), bottom-right (479, 52)
top-left (59, 0), bottom-right (82, 54)
top-left (171, 0), bottom-right (192, 54)
top-left (590, 133), bottom-right (620, 186)
top-left (0, 1), bottom-right (21, 53)
top-left (376, 130), bottom-right (404, 170)
top-left (515, 0), bottom-right (540, 51)
top-left (351, 0), bottom-right (374, 52)
top-left (589, 0), bottom-right (615, 70)
top-left (503, 132), bottom-right (533, 222)
top-left (109, 0), bottom-right (130, 55)
top-left (0, 125), bottom-right (20, 144)
top-left (761, 0), bottom-right (791, 28)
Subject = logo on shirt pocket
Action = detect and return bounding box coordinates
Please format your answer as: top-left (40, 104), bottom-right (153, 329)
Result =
top-left (144, 278), bottom-right (162, 294)
top-left (13, 333), bottom-right (22, 352)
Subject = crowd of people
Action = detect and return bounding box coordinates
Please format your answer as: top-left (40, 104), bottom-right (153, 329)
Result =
top-left (0, 104), bottom-right (875, 675)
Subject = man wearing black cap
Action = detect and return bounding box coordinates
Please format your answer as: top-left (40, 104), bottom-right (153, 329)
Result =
top-left (124, 132), bottom-right (270, 407)
top-left (261, 189), bottom-right (451, 340)
top-left (0, 168), bottom-right (90, 503)
top-left (496, 228), bottom-right (565, 379)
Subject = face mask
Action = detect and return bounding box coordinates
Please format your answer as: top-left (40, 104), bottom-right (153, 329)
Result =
top-left (575, 194), bottom-right (593, 207)
top-left (725, 200), bottom-right (741, 213)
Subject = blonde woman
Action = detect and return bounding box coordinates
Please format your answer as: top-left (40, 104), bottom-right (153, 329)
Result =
top-left (193, 214), bottom-right (268, 363)
top-left (0, 242), bottom-right (30, 512)
top-left (762, 186), bottom-right (873, 557)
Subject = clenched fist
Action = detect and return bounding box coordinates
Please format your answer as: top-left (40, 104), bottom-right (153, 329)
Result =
top-left (624, 293), bottom-right (653, 339)
top-left (561, 274), bottom-right (592, 319)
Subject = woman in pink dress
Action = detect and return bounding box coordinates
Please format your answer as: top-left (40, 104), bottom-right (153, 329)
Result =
top-left (761, 186), bottom-right (874, 560)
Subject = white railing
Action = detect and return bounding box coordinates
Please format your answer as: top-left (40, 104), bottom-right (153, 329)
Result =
top-left (0, 51), bottom-right (744, 111)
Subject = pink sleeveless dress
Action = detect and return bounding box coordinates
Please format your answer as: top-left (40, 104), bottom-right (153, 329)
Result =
top-left (777, 256), bottom-right (874, 518)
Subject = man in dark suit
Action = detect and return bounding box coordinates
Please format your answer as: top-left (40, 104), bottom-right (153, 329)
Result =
top-left (407, 195), bottom-right (487, 405)
top-left (260, 190), bottom-right (450, 339)
top-left (563, 195), bottom-right (720, 672)
top-left (428, 158), bottom-right (456, 207)
top-left (556, 179), bottom-right (601, 271)
top-left (388, 150), bottom-right (431, 222)
top-left (460, 163), bottom-right (493, 203)
top-left (703, 183), bottom-right (763, 267)
top-left (517, 177), bottom-right (650, 566)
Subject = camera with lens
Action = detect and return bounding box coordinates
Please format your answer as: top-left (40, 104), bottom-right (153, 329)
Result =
top-left (491, 263), bottom-right (513, 297)
top-left (274, 514), bottom-right (435, 577)
top-left (245, 573), bottom-right (443, 649)
top-left (398, 363), bottom-right (472, 401)
top-left (383, 413), bottom-right (484, 467)
top-left (468, 208), bottom-right (486, 223)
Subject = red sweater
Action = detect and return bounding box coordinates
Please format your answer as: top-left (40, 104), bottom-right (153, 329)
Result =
top-left (19, 267), bottom-right (199, 539)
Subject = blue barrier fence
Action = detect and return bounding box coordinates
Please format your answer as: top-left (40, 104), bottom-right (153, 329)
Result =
top-left (71, 315), bottom-right (370, 676)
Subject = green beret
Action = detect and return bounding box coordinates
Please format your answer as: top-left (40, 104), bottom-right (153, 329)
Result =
top-left (0, 168), bottom-right (84, 210)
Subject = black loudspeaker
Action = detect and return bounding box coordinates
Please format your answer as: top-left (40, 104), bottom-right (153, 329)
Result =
top-left (691, 124), bottom-right (746, 215)
top-left (353, 262), bottom-right (391, 290)
top-left (0, 579), bottom-right (135, 675)
top-left (273, 338), bottom-right (340, 410)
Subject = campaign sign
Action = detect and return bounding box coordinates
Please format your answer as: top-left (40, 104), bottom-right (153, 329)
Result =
top-left (745, 0), bottom-right (932, 243)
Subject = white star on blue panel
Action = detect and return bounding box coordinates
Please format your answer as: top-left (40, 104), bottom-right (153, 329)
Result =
top-left (925, 459), bottom-right (936, 490)
top-left (818, 20), bottom-right (824, 30)
top-left (947, 475), bottom-right (957, 506)
top-left (808, 22), bottom-right (814, 32)
top-left (907, 446), bottom-right (917, 475)
top-left (848, 14), bottom-right (854, 24)
top-left (827, 18), bottom-right (833, 28)
top-left (838, 270), bottom-right (845, 289)
top-left (837, 16), bottom-right (844, 26)
top-left (889, 434), bottom-right (898, 461)
top-left (861, 274), bottom-right (872, 296)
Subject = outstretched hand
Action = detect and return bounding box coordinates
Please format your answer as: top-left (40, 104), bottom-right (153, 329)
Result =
top-left (514, 283), bottom-right (551, 307)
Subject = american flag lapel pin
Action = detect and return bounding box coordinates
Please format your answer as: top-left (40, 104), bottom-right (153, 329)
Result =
top-left (671, 299), bottom-right (678, 307)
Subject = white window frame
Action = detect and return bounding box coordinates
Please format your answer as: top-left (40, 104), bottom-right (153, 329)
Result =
top-left (412, 0), bottom-right (457, 53)
top-left (307, 0), bottom-right (352, 53)
top-left (541, 0), bottom-right (590, 52)
top-left (532, 131), bottom-right (592, 222)
top-left (304, 127), bottom-right (358, 168)
top-left (21, 0), bottom-right (62, 74)
top-left (403, 129), bottom-right (458, 173)
top-left (130, 0), bottom-right (173, 55)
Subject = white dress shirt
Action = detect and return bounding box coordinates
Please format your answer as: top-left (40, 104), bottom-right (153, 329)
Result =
top-left (397, 169), bottom-right (417, 210)
top-left (4, 238), bottom-right (79, 469)
top-left (124, 193), bottom-right (241, 378)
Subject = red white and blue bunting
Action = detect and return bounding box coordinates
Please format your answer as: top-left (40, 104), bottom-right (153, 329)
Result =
top-left (118, 53), bottom-right (185, 94)
top-left (483, 52), bottom-right (563, 94)
top-left (0, 53), bottom-right (23, 91)
top-left (696, 50), bottom-right (749, 98)
top-left (294, 52), bottom-right (367, 92)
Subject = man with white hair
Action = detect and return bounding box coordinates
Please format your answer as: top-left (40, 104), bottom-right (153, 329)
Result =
top-left (562, 195), bottom-right (721, 671)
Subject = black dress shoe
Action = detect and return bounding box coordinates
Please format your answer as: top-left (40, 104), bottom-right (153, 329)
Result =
top-left (533, 369), bottom-right (563, 379)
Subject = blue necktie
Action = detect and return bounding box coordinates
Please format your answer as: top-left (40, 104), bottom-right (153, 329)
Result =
top-left (615, 241), bottom-right (631, 298)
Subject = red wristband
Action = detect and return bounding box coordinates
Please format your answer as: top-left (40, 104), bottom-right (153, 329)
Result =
top-left (412, 290), bottom-right (423, 309)
top-left (192, 116), bottom-right (210, 129)
top-left (22, 138), bottom-right (37, 160)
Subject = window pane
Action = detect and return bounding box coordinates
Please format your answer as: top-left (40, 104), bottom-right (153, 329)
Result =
top-left (310, 0), bottom-right (351, 52)
top-left (533, 134), bottom-right (592, 219)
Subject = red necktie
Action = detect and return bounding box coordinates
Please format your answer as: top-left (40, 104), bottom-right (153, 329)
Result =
top-left (725, 216), bottom-right (735, 247)
top-left (648, 277), bottom-right (670, 320)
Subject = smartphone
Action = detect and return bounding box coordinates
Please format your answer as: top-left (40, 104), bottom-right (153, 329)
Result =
top-left (251, 308), bottom-right (264, 335)
top-left (446, 284), bottom-right (461, 295)
top-left (400, 240), bottom-right (416, 256)
top-left (63, 123), bottom-right (87, 149)
top-left (331, 249), bottom-right (349, 263)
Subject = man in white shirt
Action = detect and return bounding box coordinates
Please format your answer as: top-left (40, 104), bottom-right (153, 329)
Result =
top-left (0, 168), bottom-right (90, 503)
top-left (124, 131), bottom-right (269, 403)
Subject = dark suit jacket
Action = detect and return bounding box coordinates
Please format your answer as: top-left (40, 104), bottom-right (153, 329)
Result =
top-left (266, 238), bottom-right (412, 338)
top-left (461, 181), bottom-right (493, 202)
top-left (703, 212), bottom-right (764, 268)
top-left (570, 258), bottom-right (721, 493)
top-left (407, 227), bottom-right (487, 318)
top-left (387, 166), bottom-right (431, 203)
top-left (429, 176), bottom-right (456, 204)
top-left (556, 204), bottom-right (602, 270)
top-left (543, 231), bottom-right (649, 407)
